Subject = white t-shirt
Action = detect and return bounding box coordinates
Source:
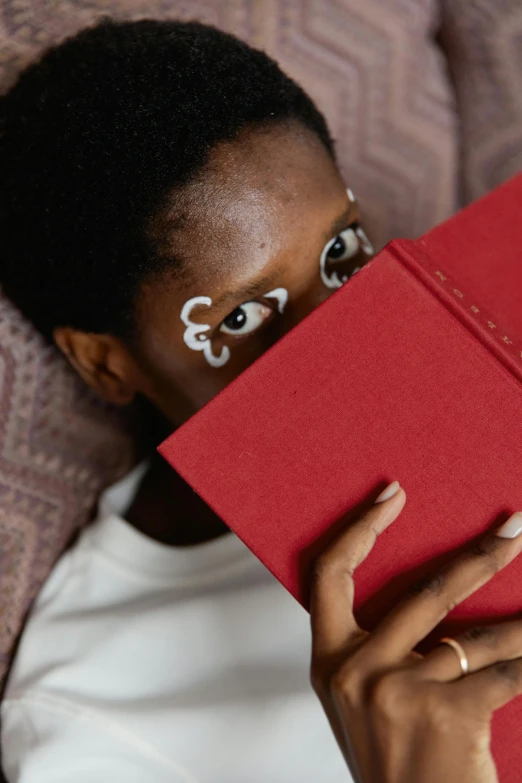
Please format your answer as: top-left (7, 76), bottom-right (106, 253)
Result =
top-left (1, 465), bottom-right (349, 782)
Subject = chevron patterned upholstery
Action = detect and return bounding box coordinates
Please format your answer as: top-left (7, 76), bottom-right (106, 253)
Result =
top-left (0, 0), bottom-right (520, 695)
top-left (440, 0), bottom-right (522, 201)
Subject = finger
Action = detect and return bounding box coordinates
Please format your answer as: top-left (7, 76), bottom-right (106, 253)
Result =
top-left (364, 512), bottom-right (522, 664)
top-left (420, 620), bottom-right (522, 682)
top-left (310, 481), bottom-right (405, 658)
top-left (452, 656), bottom-right (522, 713)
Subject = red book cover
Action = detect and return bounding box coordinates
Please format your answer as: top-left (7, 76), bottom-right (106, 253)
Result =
top-left (159, 175), bottom-right (522, 781)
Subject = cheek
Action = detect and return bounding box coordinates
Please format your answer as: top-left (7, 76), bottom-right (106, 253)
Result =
top-left (133, 328), bottom-right (247, 421)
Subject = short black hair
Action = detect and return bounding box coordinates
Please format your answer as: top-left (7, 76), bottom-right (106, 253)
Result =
top-left (0, 18), bottom-right (334, 340)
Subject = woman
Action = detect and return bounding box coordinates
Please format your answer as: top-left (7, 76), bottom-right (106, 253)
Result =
top-left (1, 17), bottom-right (521, 782)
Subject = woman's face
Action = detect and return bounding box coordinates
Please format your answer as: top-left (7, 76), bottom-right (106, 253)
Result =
top-left (62, 122), bottom-right (374, 427)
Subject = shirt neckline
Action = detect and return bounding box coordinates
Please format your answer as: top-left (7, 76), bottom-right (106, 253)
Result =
top-left (84, 462), bottom-right (256, 586)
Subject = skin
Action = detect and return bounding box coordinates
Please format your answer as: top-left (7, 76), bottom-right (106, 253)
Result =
top-left (55, 121), bottom-right (369, 546)
top-left (311, 485), bottom-right (522, 783)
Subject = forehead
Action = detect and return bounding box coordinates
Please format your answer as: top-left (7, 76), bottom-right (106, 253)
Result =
top-left (150, 122), bottom-right (346, 293)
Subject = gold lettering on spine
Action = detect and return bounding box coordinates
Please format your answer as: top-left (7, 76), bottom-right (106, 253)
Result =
top-left (430, 269), bottom-right (521, 365)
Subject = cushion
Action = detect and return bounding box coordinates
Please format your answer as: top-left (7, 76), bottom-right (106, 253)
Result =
top-left (440, 0), bottom-right (522, 201)
top-left (0, 295), bottom-right (136, 679)
top-left (0, 0), bottom-right (475, 695)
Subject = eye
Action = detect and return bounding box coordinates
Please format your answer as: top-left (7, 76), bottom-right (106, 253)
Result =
top-left (320, 223), bottom-right (374, 290)
top-left (219, 301), bottom-right (273, 336)
top-left (325, 226), bottom-right (360, 262)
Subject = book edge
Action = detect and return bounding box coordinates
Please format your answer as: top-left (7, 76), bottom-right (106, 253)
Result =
top-left (389, 239), bottom-right (522, 389)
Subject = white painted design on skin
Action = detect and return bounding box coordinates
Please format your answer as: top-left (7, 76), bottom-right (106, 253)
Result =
top-left (264, 287), bottom-right (288, 313)
top-left (346, 187), bottom-right (374, 254)
top-left (181, 296), bottom-right (231, 368)
top-left (355, 226), bottom-right (374, 255)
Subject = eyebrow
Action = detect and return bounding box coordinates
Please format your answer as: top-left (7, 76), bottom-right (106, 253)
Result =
top-left (206, 206), bottom-right (355, 314)
top-left (326, 207), bottom-right (353, 242)
top-left (206, 273), bottom-right (281, 313)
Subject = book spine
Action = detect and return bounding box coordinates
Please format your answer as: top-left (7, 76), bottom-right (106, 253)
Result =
top-left (388, 239), bottom-right (522, 387)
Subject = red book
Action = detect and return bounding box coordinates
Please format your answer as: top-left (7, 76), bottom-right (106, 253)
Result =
top-left (159, 174), bottom-right (522, 781)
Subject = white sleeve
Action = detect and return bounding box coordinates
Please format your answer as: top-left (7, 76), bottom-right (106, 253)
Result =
top-left (2, 697), bottom-right (194, 783)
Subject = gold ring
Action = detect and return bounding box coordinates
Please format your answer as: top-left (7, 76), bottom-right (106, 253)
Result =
top-left (439, 636), bottom-right (469, 676)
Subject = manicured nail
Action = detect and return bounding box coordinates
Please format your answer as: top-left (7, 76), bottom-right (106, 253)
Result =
top-left (374, 481), bottom-right (401, 504)
top-left (496, 512), bottom-right (522, 539)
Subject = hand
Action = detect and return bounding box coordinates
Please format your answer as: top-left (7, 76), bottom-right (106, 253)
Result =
top-left (310, 481), bottom-right (522, 783)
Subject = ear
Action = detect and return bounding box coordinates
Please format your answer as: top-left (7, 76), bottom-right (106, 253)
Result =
top-left (54, 327), bottom-right (138, 406)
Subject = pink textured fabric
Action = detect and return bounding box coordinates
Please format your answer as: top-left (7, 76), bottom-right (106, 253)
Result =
top-left (440, 0), bottom-right (522, 202)
top-left (0, 0), bottom-right (519, 700)
top-left (0, 296), bottom-right (136, 675)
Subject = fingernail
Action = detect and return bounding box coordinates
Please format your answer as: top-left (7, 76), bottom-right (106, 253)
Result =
top-left (374, 481), bottom-right (401, 504)
top-left (496, 512), bottom-right (522, 539)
